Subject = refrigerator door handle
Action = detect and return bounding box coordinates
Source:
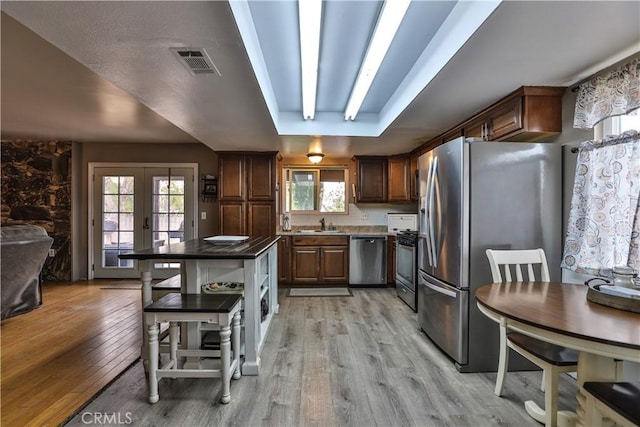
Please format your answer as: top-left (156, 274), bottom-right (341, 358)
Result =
top-left (428, 156), bottom-right (438, 267)
top-left (423, 160), bottom-right (435, 266)
top-left (424, 281), bottom-right (457, 298)
top-left (432, 157), bottom-right (443, 267)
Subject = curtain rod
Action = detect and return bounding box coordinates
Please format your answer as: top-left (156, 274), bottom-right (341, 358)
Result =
top-left (570, 52), bottom-right (640, 92)
top-left (570, 130), bottom-right (639, 153)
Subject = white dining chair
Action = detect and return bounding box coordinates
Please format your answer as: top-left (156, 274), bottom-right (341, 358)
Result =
top-left (486, 248), bottom-right (579, 427)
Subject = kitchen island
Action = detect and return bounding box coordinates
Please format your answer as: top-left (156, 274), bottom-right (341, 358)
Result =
top-left (119, 235), bottom-right (280, 375)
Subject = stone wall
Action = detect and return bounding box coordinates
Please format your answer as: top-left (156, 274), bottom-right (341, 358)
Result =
top-left (1, 140), bottom-right (72, 280)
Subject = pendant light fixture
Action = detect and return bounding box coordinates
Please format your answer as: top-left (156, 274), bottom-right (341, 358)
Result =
top-left (307, 135), bottom-right (324, 164)
top-left (306, 152), bottom-right (325, 164)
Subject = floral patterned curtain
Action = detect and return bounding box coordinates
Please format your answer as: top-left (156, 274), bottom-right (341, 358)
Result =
top-left (573, 57), bottom-right (640, 129)
top-left (561, 130), bottom-right (640, 277)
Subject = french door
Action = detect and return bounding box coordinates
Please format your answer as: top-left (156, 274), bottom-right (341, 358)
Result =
top-left (91, 165), bottom-right (196, 279)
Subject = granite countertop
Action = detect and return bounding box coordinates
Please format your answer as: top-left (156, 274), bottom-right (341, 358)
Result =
top-left (119, 235), bottom-right (280, 260)
top-left (277, 226), bottom-right (394, 237)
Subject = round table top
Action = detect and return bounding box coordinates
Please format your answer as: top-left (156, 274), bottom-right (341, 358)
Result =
top-left (476, 282), bottom-right (640, 350)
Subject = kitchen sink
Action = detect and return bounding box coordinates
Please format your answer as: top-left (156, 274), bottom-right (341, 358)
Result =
top-left (296, 229), bottom-right (342, 233)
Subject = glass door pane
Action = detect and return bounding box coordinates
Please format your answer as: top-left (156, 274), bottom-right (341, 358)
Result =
top-left (102, 175), bottom-right (135, 268)
top-left (146, 167), bottom-right (194, 277)
top-left (150, 173), bottom-right (184, 270)
top-left (92, 166), bottom-right (195, 279)
top-left (93, 167), bottom-right (144, 279)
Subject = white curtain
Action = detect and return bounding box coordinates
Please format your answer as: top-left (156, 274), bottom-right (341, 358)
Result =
top-left (561, 130), bottom-right (640, 277)
top-left (573, 57), bottom-right (640, 129)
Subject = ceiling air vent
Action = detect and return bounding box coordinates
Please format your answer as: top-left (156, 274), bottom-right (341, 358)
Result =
top-left (170, 48), bottom-right (221, 76)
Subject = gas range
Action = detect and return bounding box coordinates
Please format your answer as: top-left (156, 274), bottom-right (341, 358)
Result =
top-left (397, 229), bottom-right (418, 246)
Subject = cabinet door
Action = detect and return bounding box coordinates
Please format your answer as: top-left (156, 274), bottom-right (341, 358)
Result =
top-left (219, 202), bottom-right (245, 235)
top-left (219, 155), bottom-right (244, 201)
top-left (409, 155), bottom-right (419, 202)
top-left (388, 156), bottom-right (410, 203)
top-left (387, 236), bottom-right (396, 284)
top-left (247, 155), bottom-right (274, 201)
top-left (278, 236), bottom-right (291, 283)
top-left (320, 246), bottom-right (348, 282)
top-left (292, 246), bottom-right (321, 282)
top-left (247, 201), bottom-right (275, 237)
top-left (464, 117), bottom-right (488, 140)
top-left (489, 98), bottom-right (522, 140)
top-left (356, 157), bottom-right (387, 203)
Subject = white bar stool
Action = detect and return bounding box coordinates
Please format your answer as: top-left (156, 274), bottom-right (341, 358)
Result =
top-left (144, 293), bottom-right (242, 404)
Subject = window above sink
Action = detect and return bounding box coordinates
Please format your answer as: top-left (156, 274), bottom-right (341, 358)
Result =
top-left (283, 166), bottom-right (349, 214)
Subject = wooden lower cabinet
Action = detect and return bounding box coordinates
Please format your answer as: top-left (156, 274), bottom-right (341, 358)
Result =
top-left (278, 236), bottom-right (291, 282)
top-left (289, 236), bottom-right (349, 285)
top-left (319, 247), bottom-right (349, 282)
top-left (387, 236), bottom-right (396, 285)
top-left (292, 247), bottom-right (320, 282)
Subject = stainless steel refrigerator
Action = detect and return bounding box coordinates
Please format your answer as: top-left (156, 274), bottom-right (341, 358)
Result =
top-left (417, 137), bottom-right (562, 373)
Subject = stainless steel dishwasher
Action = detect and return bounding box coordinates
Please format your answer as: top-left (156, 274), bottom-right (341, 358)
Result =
top-left (349, 235), bottom-right (387, 286)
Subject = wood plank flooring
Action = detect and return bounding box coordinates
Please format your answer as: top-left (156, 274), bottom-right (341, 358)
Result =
top-left (62, 288), bottom-right (578, 427)
top-left (1, 281), bottom-right (142, 427)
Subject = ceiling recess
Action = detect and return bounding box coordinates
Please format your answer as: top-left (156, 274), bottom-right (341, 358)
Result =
top-left (171, 48), bottom-right (221, 76)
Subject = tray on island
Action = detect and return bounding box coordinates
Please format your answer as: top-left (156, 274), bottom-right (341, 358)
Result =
top-left (587, 283), bottom-right (640, 313)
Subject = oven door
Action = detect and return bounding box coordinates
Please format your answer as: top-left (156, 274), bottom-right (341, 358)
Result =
top-left (396, 241), bottom-right (416, 288)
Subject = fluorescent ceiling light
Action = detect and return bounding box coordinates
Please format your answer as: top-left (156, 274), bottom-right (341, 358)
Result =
top-left (344, 0), bottom-right (411, 121)
top-left (299, 0), bottom-right (323, 120)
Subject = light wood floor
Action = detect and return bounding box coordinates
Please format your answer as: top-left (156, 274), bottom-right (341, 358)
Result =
top-left (58, 287), bottom-right (578, 427)
top-left (1, 281), bottom-right (143, 427)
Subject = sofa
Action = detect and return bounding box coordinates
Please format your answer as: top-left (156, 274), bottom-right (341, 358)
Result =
top-left (1, 224), bottom-right (53, 319)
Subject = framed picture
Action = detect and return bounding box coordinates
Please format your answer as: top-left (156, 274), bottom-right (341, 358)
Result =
top-left (204, 183), bottom-right (217, 195)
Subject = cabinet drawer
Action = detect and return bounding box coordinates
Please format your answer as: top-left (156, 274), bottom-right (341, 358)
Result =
top-left (292, 235), bottom-right (349, 246)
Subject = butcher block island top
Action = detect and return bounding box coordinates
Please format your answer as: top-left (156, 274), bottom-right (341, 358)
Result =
top-left (119, 235), bottom-right (280, 260)
top-left (119, 235), bottom-right (280, 376)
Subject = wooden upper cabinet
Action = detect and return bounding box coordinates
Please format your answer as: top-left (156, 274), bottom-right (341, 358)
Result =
top-left (462, 86), bottom-right (565, 142)
top-left (218, 152), bottom-right (277, 236)
top-left (464, 117), bottom-right (487, 140)
top-left (247, 155), bottom-right (274, 201)
top-left (218, 155), bottom-right (244, 201)
top-left (409, 155), bottom-right (419, 202)
top-left (489, 97), bottom-right (522, 140)
top-left (388, 156), bottom-right (411, 203)
top-left (355, 156), bottom-right (388, 203)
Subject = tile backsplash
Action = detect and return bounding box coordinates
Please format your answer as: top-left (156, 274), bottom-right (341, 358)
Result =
top-left (284, 203), bottom-right (418, 228)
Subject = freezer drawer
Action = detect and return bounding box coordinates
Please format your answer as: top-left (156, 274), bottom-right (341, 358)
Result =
top-left (418, 270), bottom-right (468, 365)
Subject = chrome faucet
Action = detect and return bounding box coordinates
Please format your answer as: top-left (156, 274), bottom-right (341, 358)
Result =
top-left (319, 218), bottom-right (326, 231)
